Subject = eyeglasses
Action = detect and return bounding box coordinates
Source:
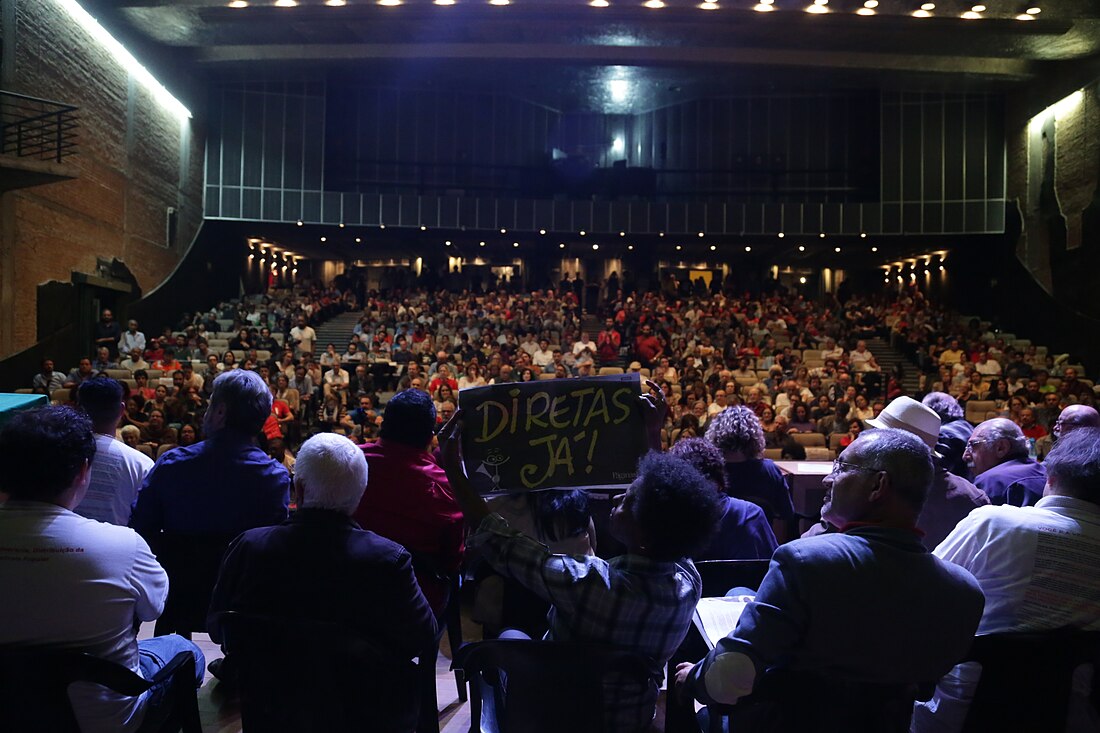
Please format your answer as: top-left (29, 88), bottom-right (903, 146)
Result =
top-left (830, 459), bottom-right (883, 476)
top-left (964, 437), bottom-right (1002, 451)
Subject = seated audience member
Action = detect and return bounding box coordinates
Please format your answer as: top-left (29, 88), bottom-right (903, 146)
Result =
top-left (966, 418), bottom-right (1047, 506)
top-left (866, 396), bottom-right (989, 550)
top-left (73, 377), bottom-right (155, 526)
top-left (120, 424), bottom-right (142, 449)
top-left (705, 404), bottom-right (796, 525)
top-left (671, 437), bottom-right (778, 561)
top-left (912, 427), bottom-right (1100, 733)
top-left (207, 434), bottom-right (437, 730)
top-left (130, 370), bottom-right (289, 644)
top-left (922, 392), bottom-right (972, 479)
top-left (64, 357), bottom-right (100, 388)
top-left (353, 389), bottom-right (464, 615)
top-left (440, 419), bottom-right (723, 733)
top-left (31, 357), bottom-right (66, 395)
top-left (120, 348), bottom-right (149, 372)
top-left (139, 409), bottom-right (178, 449)
top-left (0, 406), bottom-right (204, 732)
top-left (676, 429), bottom-right (984, 726)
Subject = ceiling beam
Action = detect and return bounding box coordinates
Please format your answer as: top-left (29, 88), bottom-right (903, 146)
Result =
top-left (195, 41), bottom-right (1037, 78)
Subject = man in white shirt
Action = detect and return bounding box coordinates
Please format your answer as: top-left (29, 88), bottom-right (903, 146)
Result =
top-left (118, 320), bottom-right (146, 357)
top-left (323, 363), bottom-right (350, 405)
top-left (912, 427), bottom-right (1100, 733)
top-left (532, 339), bottom-right (554, 369)
top-left (73, 377), bottom-right (154, 526)
top-left (0, 406), bottom-right (203, 733)
top-left (572, 332), bottom-right (597, 359)
top-left (289, 316), bottom-right (316, 357)
top-left (849, 340), bottom-right (880, 373)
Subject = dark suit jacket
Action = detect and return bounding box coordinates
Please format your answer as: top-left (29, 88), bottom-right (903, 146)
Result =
top-left (208, 509), bottom-right (437, 660)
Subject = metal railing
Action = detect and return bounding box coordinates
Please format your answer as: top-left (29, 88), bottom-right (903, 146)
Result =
top-left (0, 91), bottom-right (78, 163)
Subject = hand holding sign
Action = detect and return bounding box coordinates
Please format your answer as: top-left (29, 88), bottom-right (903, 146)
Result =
top-left (457, 374), bottom-right (649, 494)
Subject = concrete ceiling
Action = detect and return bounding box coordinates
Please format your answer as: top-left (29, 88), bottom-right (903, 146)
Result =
top-left (88, 0), bottom-right (1100, 111)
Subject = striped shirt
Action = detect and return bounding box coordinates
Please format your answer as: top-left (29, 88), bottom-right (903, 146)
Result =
top-left (469, 513), bottom-right (702, 732)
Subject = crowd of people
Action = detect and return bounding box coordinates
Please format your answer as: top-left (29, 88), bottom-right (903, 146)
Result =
top-left (5, 273), bottom-right (1100, 733)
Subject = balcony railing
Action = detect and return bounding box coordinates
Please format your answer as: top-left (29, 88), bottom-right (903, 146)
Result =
top-left (0, 91), bottom-right (78, 163)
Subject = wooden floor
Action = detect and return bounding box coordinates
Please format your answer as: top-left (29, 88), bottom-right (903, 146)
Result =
top-left (140, 607), bottom-right (670, 733)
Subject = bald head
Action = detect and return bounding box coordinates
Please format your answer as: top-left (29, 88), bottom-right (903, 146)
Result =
top-left (1054, 404), bottom-right (1100, 439)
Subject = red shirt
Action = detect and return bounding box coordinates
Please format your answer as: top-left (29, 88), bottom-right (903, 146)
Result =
top-left (354, 440), bottom-right (465, 613)
top-left (1022, 424), bottom-right (1047, 440)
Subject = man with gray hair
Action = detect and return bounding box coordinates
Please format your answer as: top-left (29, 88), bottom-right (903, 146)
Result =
top-left (965, 417), bottom-right (1046, 506)
top-left (913, 426), bottom-right (1100, 732)
top-left (207, 433), bottom-right (437, 728)
top-left (922, 391), bottom-right (973, 479)
top-left (677, 429), bottom-right (984, 729)
top-left (131, 369), bottom-right (289, 642)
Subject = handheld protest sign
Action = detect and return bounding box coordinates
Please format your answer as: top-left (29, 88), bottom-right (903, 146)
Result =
top-left (457, 374), bottom-right (647, 494)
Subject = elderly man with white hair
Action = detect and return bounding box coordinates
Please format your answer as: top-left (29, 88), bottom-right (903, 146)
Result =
top-left (207, 433), bottom-right (438, 722)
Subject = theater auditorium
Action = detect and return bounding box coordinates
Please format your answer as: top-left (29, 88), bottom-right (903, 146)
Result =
top-left (1, 0), bottom-right (1099, 731)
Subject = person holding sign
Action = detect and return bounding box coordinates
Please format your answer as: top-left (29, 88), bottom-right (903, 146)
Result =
top-left (437, 406), bottom-right (723, 733)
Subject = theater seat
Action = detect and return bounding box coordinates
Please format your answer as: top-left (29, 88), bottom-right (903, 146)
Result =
top-left (217, 612), bottom-right (420, 733)
top-left (965, 401), bottom-right (997, 426)
top-left (792, 433), bottom-right (826, 448)
top-left (451, 640), bottom-right (652, 733)
top-left (598, 367), bottom-right (624, 376)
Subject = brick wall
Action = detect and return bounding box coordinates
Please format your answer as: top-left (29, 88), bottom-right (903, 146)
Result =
top-left (0, 0), bottom-right (204, 358)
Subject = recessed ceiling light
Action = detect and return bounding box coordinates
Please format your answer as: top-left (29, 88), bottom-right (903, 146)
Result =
top-left (834, 247), bottom-right (842, 253)
top-left (434, 0), bottom-right (456, 4)
top-left (699, 0), bottom-right (719, 7)
top-left (580, 230), bottom-right (586, 236)
top-left (644, 0), bottom-right (665, 7)
top-left (961, 10), bottom-right (981, 17)
top-left (325, 0), bottom-right (346, 5)
top-left (971, 4), bottom-right (985, 10)
top-left (698, 232), bottom-right (705, 237)
top-left (489, 0), bottom-right (510, 5)
top-left (559, 243), bottom-right (566, 248)
top-left (659, 232), bottom-right (665, 237)
top-left (627, 245), bottom-right (634, 250)
top-left (798, 245), bottom-right (806, 251)
top-left (1026, 5), bottom-right (1040, 12)
top-left (856, 7), bottom-right (875, 14)
top-left (920, 1), bottom-right (935, 7)
top-left (355, 237), bottom-right (362, 243)
top-left (592, 244), bottom-right (600, 250)
top-left (1015, 12), bottom-right (1035, 18)
top-left (479, 241), bottom-right (486, 246)
top-left (296, 220), bottom-right (303, 226)
top-left (871, 246), bottom-right (878, 252)
top-left (274, 0), bottom-right (297, 6)
top-left (338, 223), bottom-right (345, 228)
top-left (675, 245), bottom-right (682, 250)
top-left (380, 224), bottom-right (386, 229)
top-left (745, 246), bottom-right (752, 252)
top-left (445, 240), bottom-right (452, 245)
top-left (513, 241), bottom-right (519, 247)
top-left (420, 226), bottom-right (427, 231)
top-left (912, 7), bottom-right (932, 15)
top-left (320, 236), bottom-right (327, 242)
top-left (806, 2), bottom-right (828, 11)
top-left (777, 232), bottom-right (785, 238)
top-left (860, 232), bottom-right (867, 237)
top-left (590, 0), bottom-right (609, 6)
top-left (620, 231), bottom-right (626, 237)
top-left (500, 228), bottom-right (507, 233)
top-left (228, 0), bottom-right (248, 7)
top-left (710, 244), bottom-right (717, 250)
top-left (754, 3), bottom-right (776, 10)
top-left (539, 229), bottom-right (547, 235)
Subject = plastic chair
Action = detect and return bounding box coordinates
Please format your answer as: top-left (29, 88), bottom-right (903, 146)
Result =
top-left (0, 646), bottom-right (200, 733)
top-left (961, 628), bottom-right (1100, 733)
top-left (217, 611), bottom-right (420, 733)
top-left (705, 668), bottom-right (930, 733)
top-left (451, 640), bottom-right (653, 733)
top-left (151, 531), bottom-right (240, 637)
